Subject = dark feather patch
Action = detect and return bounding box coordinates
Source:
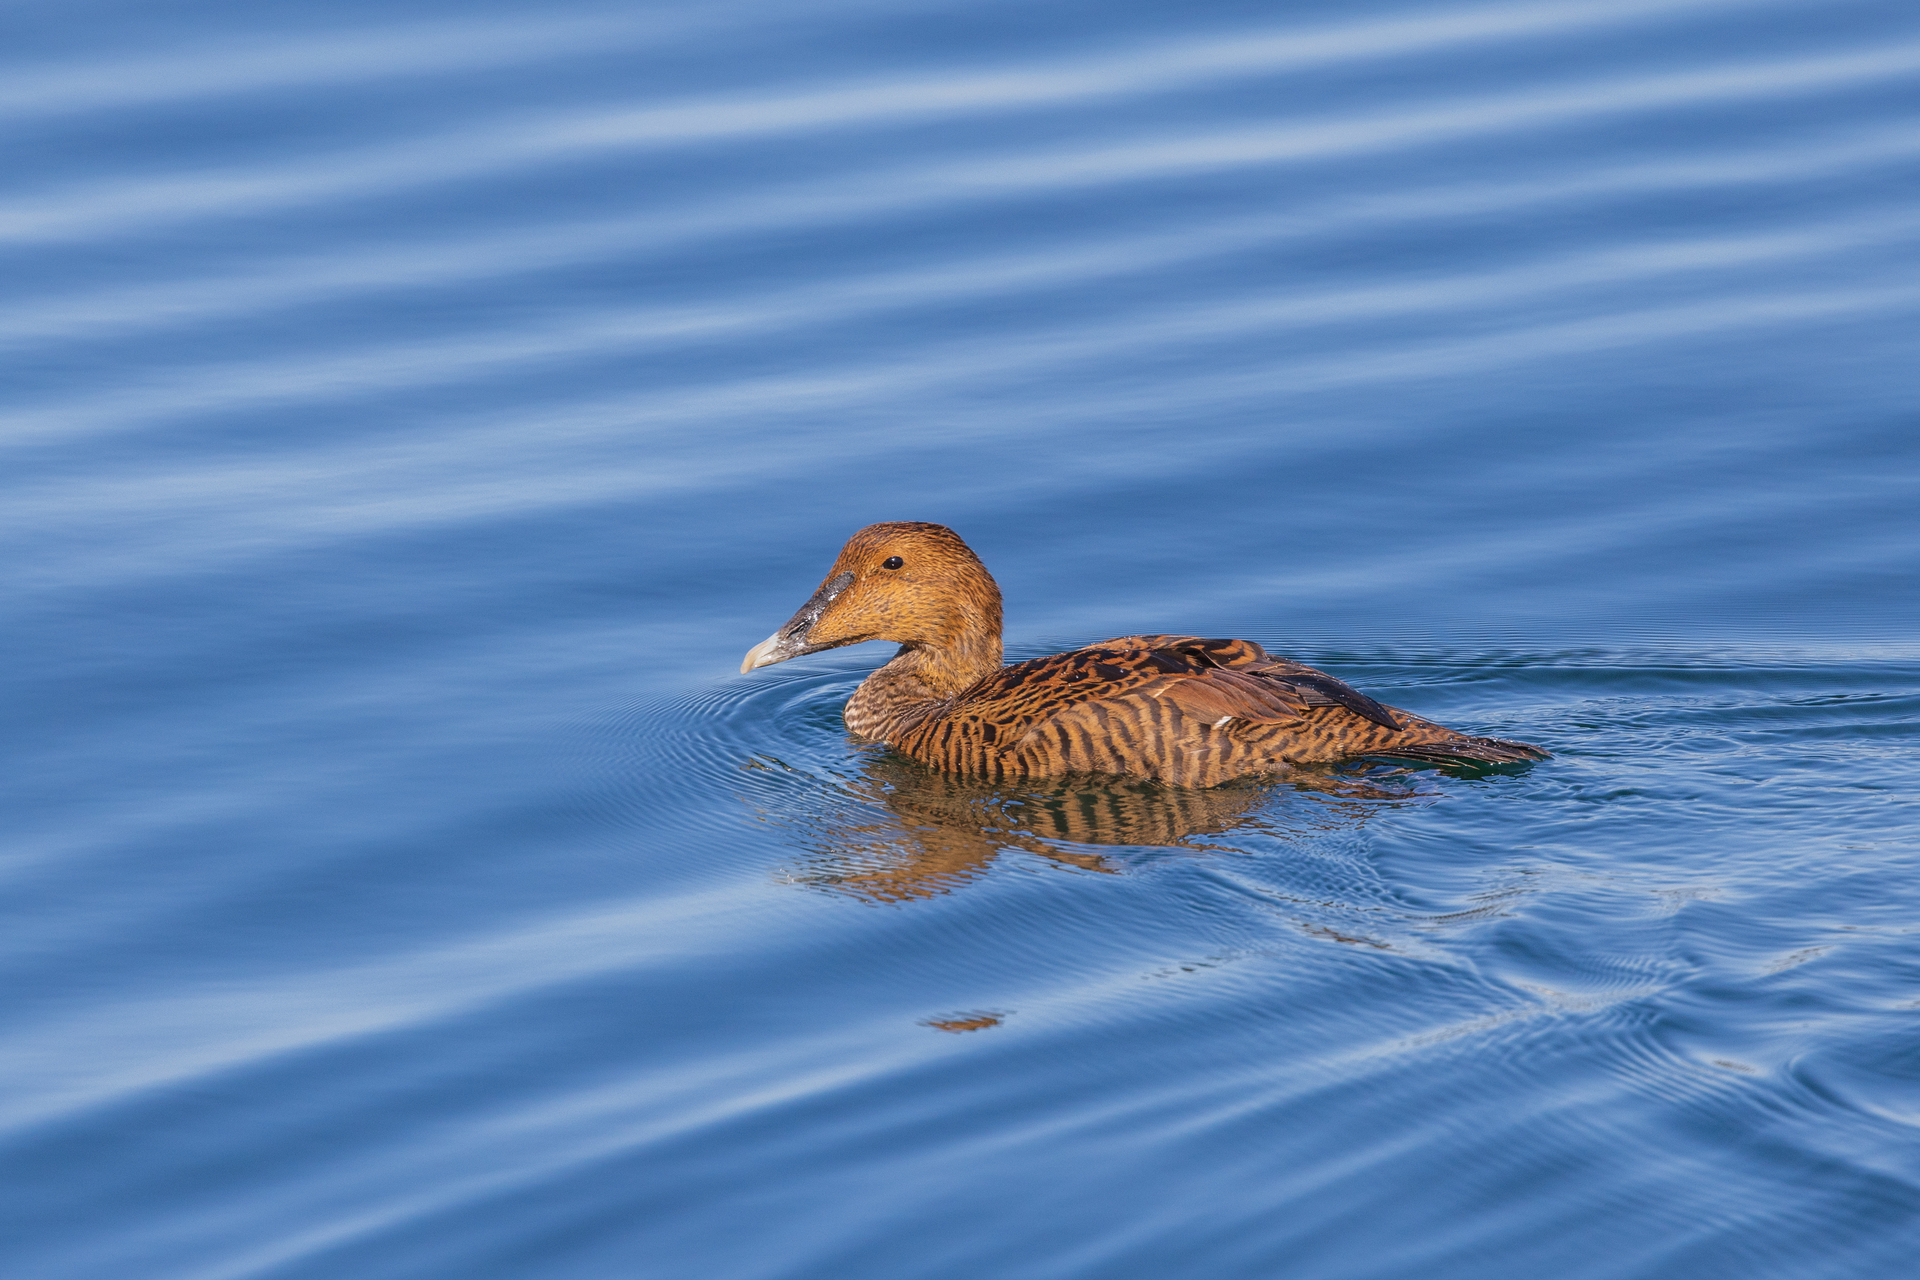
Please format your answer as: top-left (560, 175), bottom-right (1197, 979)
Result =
top-left (1277, 673), bottom-right (1400, 730)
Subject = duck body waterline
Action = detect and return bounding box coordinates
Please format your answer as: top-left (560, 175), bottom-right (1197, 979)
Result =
top-left (741, 522), bottom-right (1548, 786)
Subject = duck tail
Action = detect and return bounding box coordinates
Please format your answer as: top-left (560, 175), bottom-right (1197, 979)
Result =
top-left (1364, 733), bottom-right (1551, 771)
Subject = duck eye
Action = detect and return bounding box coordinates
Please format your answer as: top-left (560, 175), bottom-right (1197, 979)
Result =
top-left (882, 556), bottom-right (904, 570)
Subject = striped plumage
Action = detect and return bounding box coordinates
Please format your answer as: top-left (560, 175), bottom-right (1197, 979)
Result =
top-left (742, 522), bottom-right (1548, 786)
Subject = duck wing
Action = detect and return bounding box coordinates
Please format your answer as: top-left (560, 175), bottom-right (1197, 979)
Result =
top-left (933, 637), bottom-right (1545, 781)
top-left (943, 641), bottom-right (1263, 743)
top-left (914, 643), bottom-right (1275, 785)
top-left (909, 640), bottom-right (1357, 784)
top-left (1080, 636), bottom-right (1399, 728)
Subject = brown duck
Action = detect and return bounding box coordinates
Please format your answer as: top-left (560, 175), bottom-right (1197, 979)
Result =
top-left (741, 522), bottom-right (1548, 786)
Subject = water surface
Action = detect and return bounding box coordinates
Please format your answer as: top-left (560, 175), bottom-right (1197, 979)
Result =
top-left (4, 1), bottom-right (1919, 1276)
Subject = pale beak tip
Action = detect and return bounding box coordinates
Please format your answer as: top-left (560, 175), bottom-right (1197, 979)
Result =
top-left (740, 632), bottom-right (783, 674)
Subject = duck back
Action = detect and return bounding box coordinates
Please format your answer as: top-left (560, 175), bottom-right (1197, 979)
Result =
top-left (886, 635), bottom-right (1547, 786)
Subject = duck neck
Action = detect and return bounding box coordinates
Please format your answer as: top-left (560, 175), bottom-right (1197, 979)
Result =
top-left (902, 628), bottom-right (1004, 692)
top-left (844, 618), bottom-right (1003, 743)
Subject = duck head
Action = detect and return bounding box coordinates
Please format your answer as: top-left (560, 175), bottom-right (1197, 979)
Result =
top-left (740, 522), bottom-right (1004, 690)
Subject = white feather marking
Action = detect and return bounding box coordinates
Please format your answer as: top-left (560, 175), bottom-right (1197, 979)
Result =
top-left (1214, 716), bottom-right (1234, 727)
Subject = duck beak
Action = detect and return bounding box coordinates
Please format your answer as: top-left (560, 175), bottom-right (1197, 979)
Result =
top-left (740, 631), bottom-right (789, 673)
top-left (740, 571), bottom-right (856, 674)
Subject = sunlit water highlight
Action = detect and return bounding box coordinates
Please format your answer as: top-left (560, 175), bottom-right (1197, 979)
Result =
top-left (4, 0), bottom-right (1918, 1277)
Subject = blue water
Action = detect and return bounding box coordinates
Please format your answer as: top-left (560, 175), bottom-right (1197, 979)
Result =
top-left (5, 0), bottom-right (1919, 1276)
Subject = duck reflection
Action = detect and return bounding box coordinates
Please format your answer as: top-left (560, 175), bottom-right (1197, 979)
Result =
top-left (752, 750), bottom-right (1412, 904)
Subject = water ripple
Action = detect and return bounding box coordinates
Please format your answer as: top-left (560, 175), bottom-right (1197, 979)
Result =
top-left (6, 21), bottom-right (1916, 244)
top-left (0, 12), bottom-right (700, 121)
top-left (7, 117), bottom-right (1919, 352)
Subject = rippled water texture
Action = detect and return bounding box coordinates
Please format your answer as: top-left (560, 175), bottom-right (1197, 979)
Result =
top-left (5, 1), bottom-right (1919, 1276)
